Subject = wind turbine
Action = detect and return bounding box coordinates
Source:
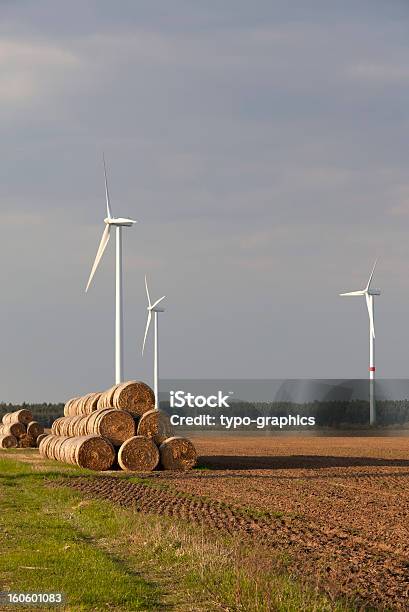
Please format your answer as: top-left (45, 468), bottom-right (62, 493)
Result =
top-left (142, 276), bottom-right (165, 410)
top-left (340, 260), bottom-right (381, 425)
top-left (85, 155), bottom-right (137, 384)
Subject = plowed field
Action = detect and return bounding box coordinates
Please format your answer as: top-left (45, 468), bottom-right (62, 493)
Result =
top-left (56, 436), bottom-right (409, 610)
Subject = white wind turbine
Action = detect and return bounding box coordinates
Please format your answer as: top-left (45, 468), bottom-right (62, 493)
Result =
top-left (85, 155), bottom-right (137, 384)
top-left (142, 276), bottom-right (165, 410)
top-left (340, 260), bottom-right (381, 425)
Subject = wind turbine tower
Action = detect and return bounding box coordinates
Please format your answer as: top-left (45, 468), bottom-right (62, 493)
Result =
top-left (142, 276), bottom-right (165, 410)
top-left (340, 260), bottom-right (380, 425)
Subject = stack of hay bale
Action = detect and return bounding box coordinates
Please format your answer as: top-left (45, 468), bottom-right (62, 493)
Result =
top-left (39, 380), bottom-right (197, 472)
top-left (0, 409), bottom-right (44, 449)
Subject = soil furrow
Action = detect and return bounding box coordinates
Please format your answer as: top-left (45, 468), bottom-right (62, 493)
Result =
top-left (50, 475), bottom-right (409, 610)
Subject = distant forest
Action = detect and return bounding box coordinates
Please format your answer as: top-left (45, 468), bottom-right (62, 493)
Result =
top-left (0, 403), bottom-right (64, 427)
top-left (1, 399), bottom-right (409, 429)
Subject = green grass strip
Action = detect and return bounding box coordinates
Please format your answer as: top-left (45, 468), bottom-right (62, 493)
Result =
top-left (0, 458), bottom-right (159, 610)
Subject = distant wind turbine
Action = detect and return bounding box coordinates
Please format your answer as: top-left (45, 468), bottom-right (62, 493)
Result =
top-left (86, 155), bottom-right (137, 384)
top-left (340, 260), bottom-right (381, 425)
top-left (142, 276), bottom-right (165, 410)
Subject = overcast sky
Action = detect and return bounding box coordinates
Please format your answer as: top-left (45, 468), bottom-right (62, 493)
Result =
top-left (1, 1), bottom-right (409, 402)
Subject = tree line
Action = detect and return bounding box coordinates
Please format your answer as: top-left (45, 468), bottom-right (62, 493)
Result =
top-left (0, 402), bottom-right (64, 428)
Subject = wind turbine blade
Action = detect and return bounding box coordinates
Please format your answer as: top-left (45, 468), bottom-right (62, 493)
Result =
top-left (142, 311), bottom-right (152, 355)
top-left (365, 293), bottom-right (375, 338)
top-left (103, 153), bottom-right (112, 219)
top-left (145, 275), bottom-right (152, 308)
top-left (365, 259), bottom-right (377, 291)
top-left (151, 295), bottom-right (166, 309)
top-left (339, 291), bottom-right (365, 297)
top-left (85, 224), bottom-right (110, 292)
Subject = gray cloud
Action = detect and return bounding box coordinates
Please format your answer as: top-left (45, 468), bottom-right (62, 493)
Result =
top-left (0, 1), bottom-right (409, 401)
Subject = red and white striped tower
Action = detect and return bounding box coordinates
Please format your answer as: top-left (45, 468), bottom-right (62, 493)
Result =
top-left (340, 261), bottom-right (380, 425)
top-left (368, 293), bottom-right (376, 425)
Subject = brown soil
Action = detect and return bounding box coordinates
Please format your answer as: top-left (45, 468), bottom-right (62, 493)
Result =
top-left (34, 436), bottom-right (409, 609)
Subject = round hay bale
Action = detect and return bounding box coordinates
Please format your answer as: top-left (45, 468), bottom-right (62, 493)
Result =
top-left (81, 394), bottom-right (90, 410)
top-left (55, 437), bottom-right (67, 461)
top-left (79, 394), bottom-right (93, 414)
top-left (108, 385), bottom-right (121, 405)
top-left (97, 385), bottom-right (119, 410)
top-left (66, 437), bottom-right (80, 464)
top-left (36, 433), bottom-right (48, 447)
top-left (68, 415), bottom-right (82, 437)
top-left (52, 413), bottom-right (123, 439)
top-left (53, 436), bottom-right (68, 460)
top-left (73, 397), bottom-right (82, 415)
top-left (118, 435), bottom-right (159, 471)
top-left (0, 434), bottom-right (18, 448)
top-left (1, 422), bottom-right (26, 440)
top-left (59, 438), bottom-right (74, 464)
top-left (137, 409), bottom-right (174, 445)
top-left (63, 418), bottom-right (72, 435)
top-left (39, 434), bottom-right (53, 458)
top-left (84, 392), bottom-right (102, 414)
top-left (63, 399), bottom-right (71, 417)
top-left (63, 414), bottom-right (82, 436)
top-left (39, 433), bottom-right (115, 471)
top-left (51, 417), bottom-right (65, 436)
top-left (82, 394), bottom-right (92, 414)
top-left (41, 435), bottom-right (52, 458)
top-left (159, 437), bottom-right (197, 471)
top-left (27, 421), bottom-right (43, 439)
top-left (49, 436), bottom-right (59, 458)
top-left (74, 435), bottom-right (115, 470)
top-left (74, 395), bottom-right (85, 415)
top-left (69, 397), bottom-right (82, 416)
top-left (59, 417), bottom-right (69, 437)
top-left (52, 418), bottom-right (62, 436)
top-left (61, 417), bottom-right (73, 437)
top-left (59, 417), bottom-right (67, 435)
top-left (96, 392), bottom-right (107, 410)
top-left (88, 409), bottom-right (135, 446)
top-left (43, 434), bottom-right (54, 458)
top-left (44, 435), bottom-right (56, 458)
top-left (113, 381), bottom-right (155, 416)
top-left (64, 397), bottom-right (78, 417)
top-left (75, 414), bottom-right (86, 435)
top-left (96, 388), bottom-right (108, 409)
top-left (38, 435), bottom-right (47, 456)
top-left (19, 434), bottom-right (36, 448)
top-left (75, 398), bottom-right (84, 416)
top-left (78, 414), bottom-right (90, 436)
top-left (64, 399), bottom-right (73, 417)
top-left (3, 409), bottom-right (33, 426)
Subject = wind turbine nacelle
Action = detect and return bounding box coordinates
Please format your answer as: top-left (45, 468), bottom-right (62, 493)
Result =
top-left (368, 289), bottom-right (381, 296)
top-left (105, 217), bottom-right (137, 227)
